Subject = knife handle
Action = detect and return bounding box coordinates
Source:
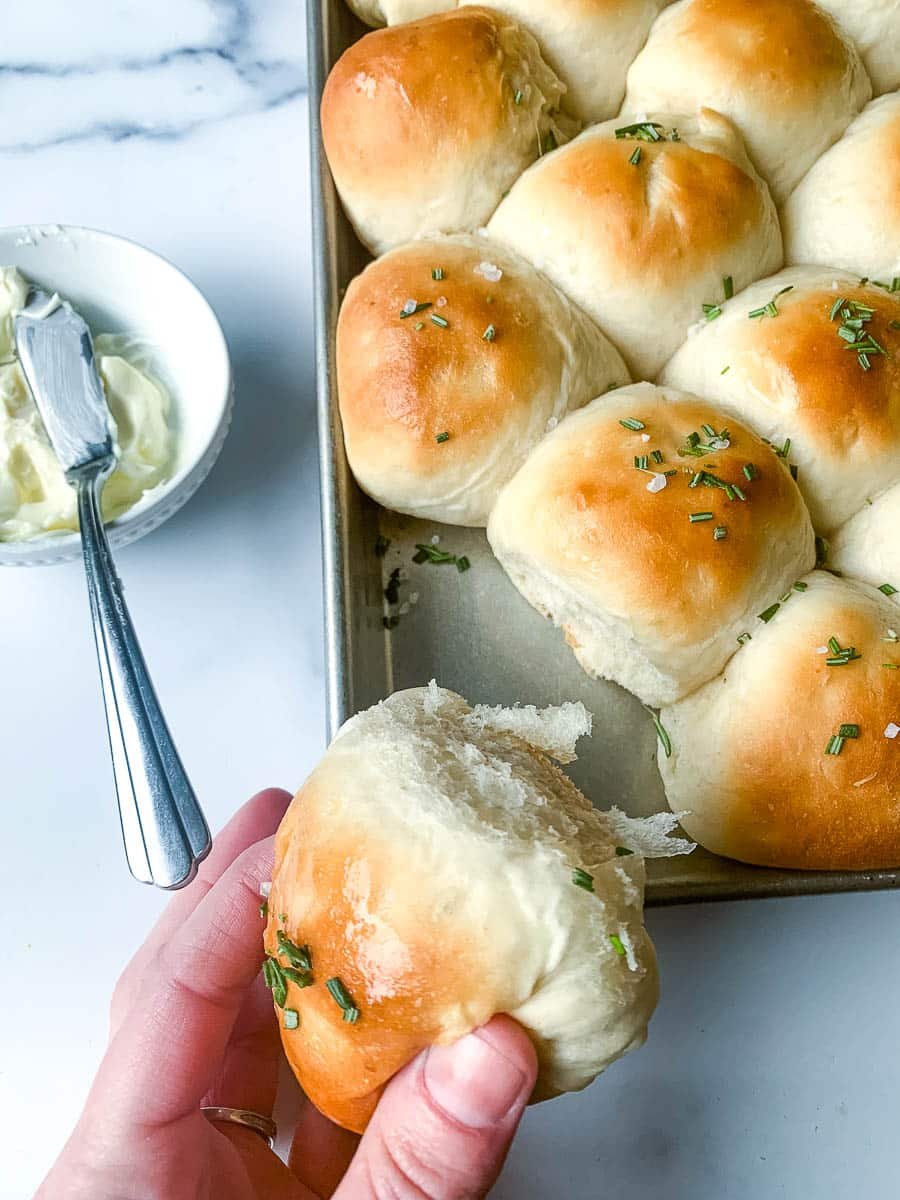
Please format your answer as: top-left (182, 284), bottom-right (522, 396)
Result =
top-left (76, 470), bottom-right (211, 889)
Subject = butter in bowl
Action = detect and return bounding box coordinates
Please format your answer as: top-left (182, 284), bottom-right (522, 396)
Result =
top-left (0, 224), bottom-right (232, 566)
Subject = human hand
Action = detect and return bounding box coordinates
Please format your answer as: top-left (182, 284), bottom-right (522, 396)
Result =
top-left (37, 789), bottom-right (538, 1200)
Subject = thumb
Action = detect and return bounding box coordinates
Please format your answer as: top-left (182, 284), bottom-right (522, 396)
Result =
top-left (334, 1016), bottom-right (537, 1199)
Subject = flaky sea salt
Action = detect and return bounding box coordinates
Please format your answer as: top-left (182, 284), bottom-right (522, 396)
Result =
top-left (646, 473), bottom-right (667, 494)
top-left (474, 261), bottom-right (503, 282)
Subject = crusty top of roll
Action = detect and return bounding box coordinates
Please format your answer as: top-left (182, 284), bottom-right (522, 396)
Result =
top-left (460, 0), bottom-right (669, 123)
top-left (487, 108), bottom-right (782, 380)
top-left (265, 685), bottom-right (687, 1132)
top-left (828, 482), bottom-right (900, 593)
top-left (783, 93), bottom-right (900, 282)
top-left (660, 266), bottom-right (900, 534)
top-left (622, 0), bottom-right (871, 203)
top-left (487, 382), bottom-right (814, 704)
top-left (336, 234), bottom-right (628, 526)
top-left (660, 572), bottom-right (900, 870)
top-left (321, 7), bottom-right (569, 254)
top-left (815, 0), bottom-right (900, 96)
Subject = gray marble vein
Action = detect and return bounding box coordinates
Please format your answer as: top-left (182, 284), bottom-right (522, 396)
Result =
top-left (0, 0), bottom-right (307, 153)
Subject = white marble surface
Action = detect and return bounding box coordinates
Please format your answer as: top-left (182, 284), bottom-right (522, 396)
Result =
top-left (1, 3), bottom-right (898, 1198)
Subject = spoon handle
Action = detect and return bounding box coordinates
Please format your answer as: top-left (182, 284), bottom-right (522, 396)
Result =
top-left (76, 469), bottom-right (211, 889)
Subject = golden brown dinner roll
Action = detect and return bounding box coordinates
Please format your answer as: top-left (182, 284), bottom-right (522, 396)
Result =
top-left (336, 235), bottom-right (628, 526)
top-left (622, 0), bottom-right (871, 203)
top-left (320, 8), bottom-right (570, 255)
top-left (660, 266), bottom-right (900, 534)
top-left (487, 383), bottom-right (815, 706)
top-left (486, 108), bottom-right (782, 380)
top-left (659, 572), bottom-right (900, 870)
top-left (460, 0), bottom-right (670, 122)
top-left (828, 483), bottom-right (900, 592)
top-left (264, 684), bottom-right (690, 1132)
top-left (815, 0), bottom-right (900, 96)
top-left (782, 94), bottom-right (900, 283)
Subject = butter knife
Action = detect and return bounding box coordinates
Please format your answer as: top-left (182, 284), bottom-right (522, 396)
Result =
top-left (15, 289), bottom-right (211, 889)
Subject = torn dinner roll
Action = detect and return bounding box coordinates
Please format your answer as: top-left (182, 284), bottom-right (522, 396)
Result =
top-left (487, 383), bottom-right (815, 707)
top-left (621, 0), bottom-right (871, 203)
top-left (264, 684), bottom-right (691, 1132)
top-left (320, 7), bottom-right (571, 254)
top-left (782, 93), bottom-right (900, 284)
top-left (486, 108), bottom-right (782, 380)
top-left (336, 234), bottom-right (629, 526)
top-left (659, 572), bottom-right (900, 870)
top-left (660, 266), bottom-right (900, 534)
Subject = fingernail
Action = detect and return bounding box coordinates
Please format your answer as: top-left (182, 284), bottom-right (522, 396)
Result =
top-left (424, 1028), bottom-right (528, 1128)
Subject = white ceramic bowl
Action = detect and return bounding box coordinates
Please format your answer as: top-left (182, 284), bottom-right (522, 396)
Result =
top-left (0, 224), bottom-right (232, 566)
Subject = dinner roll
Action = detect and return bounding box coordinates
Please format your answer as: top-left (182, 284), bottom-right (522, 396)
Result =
top-left (782, 94), bottom-right (900, 283)
top-left (660, 266), bottom-right (900, 533)
top-left (622, 0), bottom-right (871, 203)
top-left (659, 572), bottom-right (900, 870)
top-left (337, 235), bottom-right (628, 526)
top-left (320, 7), bottom-right (570, 254)
top-left (815, 0), bottom-right (900, 95)
top-left (345, 0), bottom-right (453, 27)
top-left (828, 483), bottom-right (900, 593)
top-left (265, 684), bottom-right (690, 1132)
top-left (460, 0), bottom-right (670, 123)
top-left (487, 383), bottom-right (815, 707)
top-left (486, 108), bottom-right (782, 379)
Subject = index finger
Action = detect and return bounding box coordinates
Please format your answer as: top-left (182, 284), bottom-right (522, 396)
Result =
top-left (93, 833), bottom-right (278, 1131)
top-left (112, 788), bottom-right (291, 1030)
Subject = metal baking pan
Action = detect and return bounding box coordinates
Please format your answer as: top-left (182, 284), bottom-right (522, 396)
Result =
top-left (306, 0), bottom-right (900, 904)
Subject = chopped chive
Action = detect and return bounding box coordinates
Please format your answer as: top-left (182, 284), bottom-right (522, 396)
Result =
top-left (400, 301), bottom-right (431, 319)
top-left (775, 438), bottom-right (791, 458)
top-left (276, 931), bottom-right (313, 973)
top-left (644, 705), bottom-right (672, 758)
top-left (790, 463), bottom-right (799, 481)
top-left (703, 303), bottom-right (722, 321)
top-left (634, 454), bottom-right (650, 470)
top-left (690, 511), bottom-right (714, 523)
top-left (413, 542), bottom-right (456, 565)
top-left (878, 583), bottom-right (898, 596)
top-left (374, 534), bottom-right (391, 557)
top-left (384, 567), bottom-right (402, 605)
top-left (743, 463), bottom-right (757, 481)
top-left (749, 286), bottom-right (792, 319)
top-left (839, 724), bottom-right (860, 739)
top-left (825, 734), bottom-right (845, 756)
top-left (829, 296), bottom-right (846, 321)
top-left (514, 89), bottom-right (523, 105)
top-left (619, 417), bottom-right (646, 431)
top-left (456, 555), bottom-right (471, 573)
top-left (614, 121), bottom-right (664, 142)
top-left (758, 603), bottom-right (780, 622)
top-left (482, 324), bottom-right (496, 341)
top-left (713, 525), bottom-right (727, 540)
top-left (828, 636), bottom-right (842, 655)
top-left (430, 313), bottom-right (449, 328)
top-left (432, 267), bottom-right (443, 280)
top-left (689, 471), bottom-right (703, 488)
top-left (701, 424), bottom-right (716, 438)
top-left (651, 449), bottom-right (664, 464)
top-left (282, 966), bottom-right (314, 988)
top-left (737, 632), bottom-right (752, 645)
top-left (721, 365), bottom-right (730, 374)
top-left (615, 846), bottom-right (634, 857)
top-left (414, 321), bottom-right (424, 330)
top-left (793, 581), bottom-right (808, 592)
top-left (731, 483), bottom-right (747, 501)
top-left (283, 1009), bottom-right (299, 1030)
top-left (542, 129), bottom-right (558, 154)
top-left (723, 275), bottom-right (734, 300)
top-left (629, 146), bottom-right (642, 166)
top-left (609, 934), bottom-right (627, 957)
top-left (326, 977), bottom-right (359, 1023)
top-left (572, 867), bottom-right (595, 892)
top-left (435, 431), bottom-right (450, 443)
top-left (885, 663), bottom-right (899, 669)
top-left (263, 958), bottom-right (288, 1008)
